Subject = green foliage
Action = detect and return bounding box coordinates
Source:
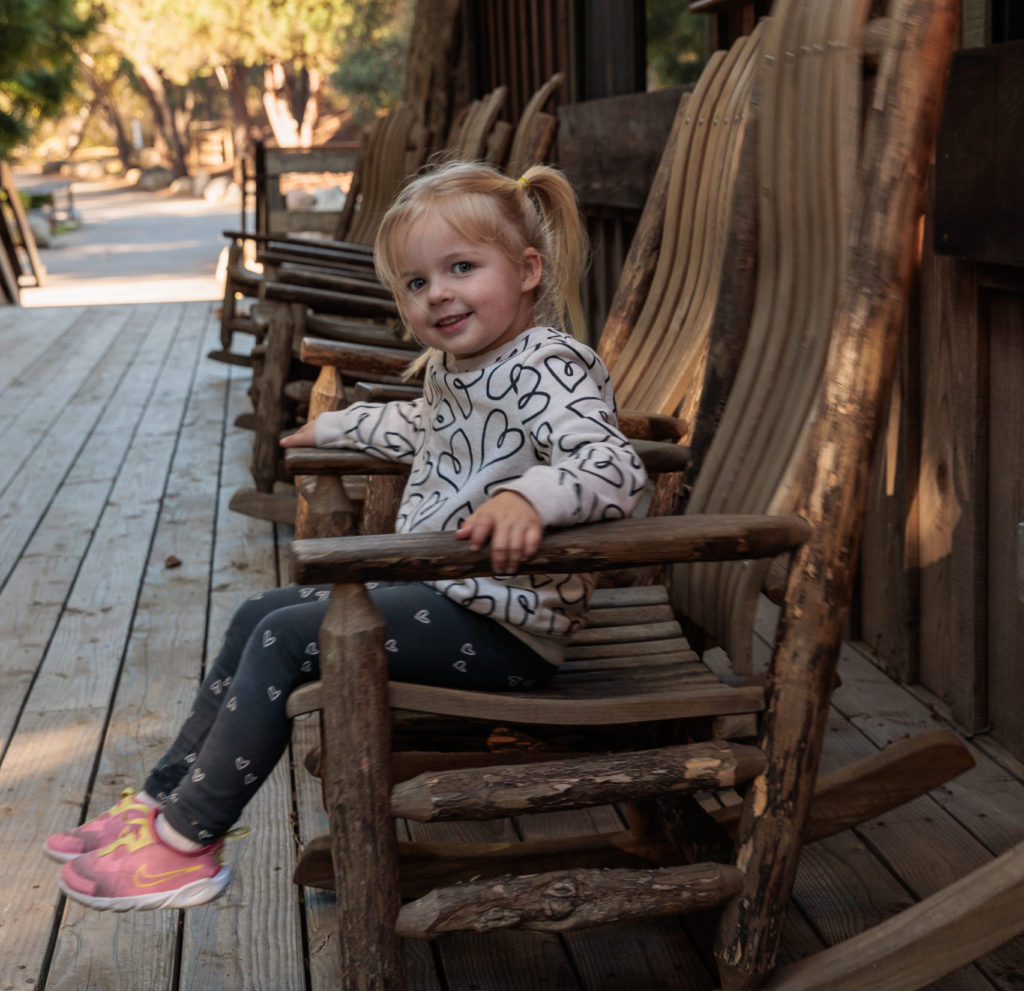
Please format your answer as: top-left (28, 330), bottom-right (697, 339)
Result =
top-left (0, 0), bottom-right (96, 153)
top-left (646, 0), bottom-right (707, 88)
top-left (331, 0), bottom-right (411, 119)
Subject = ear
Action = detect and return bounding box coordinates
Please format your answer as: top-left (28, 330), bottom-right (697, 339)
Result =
top-left (520, 247), bottom-right (543, 293)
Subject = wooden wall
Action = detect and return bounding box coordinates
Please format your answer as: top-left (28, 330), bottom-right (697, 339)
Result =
top-left (857, 28), bottom-right (1024, 760)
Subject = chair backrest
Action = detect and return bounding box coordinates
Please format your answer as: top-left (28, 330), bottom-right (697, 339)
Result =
top-left (338, 104), bottom-right (432, 244)
top-left (504, 73), bottom-right (565, 177)
top-left (670, 0), bottom-right (910, 676)
top-left (598, 25), bottom-right (764, 435)
top-left (440, 86), bottom-right (510, 164)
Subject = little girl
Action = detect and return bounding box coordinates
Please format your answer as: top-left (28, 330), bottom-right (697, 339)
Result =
top-left (47, 160), bottom-right (648, 912)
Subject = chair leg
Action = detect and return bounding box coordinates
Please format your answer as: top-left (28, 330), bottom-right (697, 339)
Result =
top-left (319, 583), bottom-right (406, 988)
top-left (250, 301), bottom-right (301, 493)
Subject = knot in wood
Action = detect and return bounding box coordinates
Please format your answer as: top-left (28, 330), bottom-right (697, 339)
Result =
top-left (478, 906), bottom-right (521, 931)
top-left (543, 879), bottom-right (579, 919)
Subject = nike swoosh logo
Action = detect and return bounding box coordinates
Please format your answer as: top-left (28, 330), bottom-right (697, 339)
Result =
top-left (132, 863), bottom-right (203, 887)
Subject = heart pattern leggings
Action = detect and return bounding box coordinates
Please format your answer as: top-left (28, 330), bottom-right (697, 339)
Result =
top-left (145, 582), bottom-right (555, 844)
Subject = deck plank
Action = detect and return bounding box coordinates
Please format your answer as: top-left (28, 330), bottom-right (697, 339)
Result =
top-left (177, 317), bottom-right (305, 990)
top-left (0, 305), bottom-right (84, 402)
top-left (0, 302), bottom-right (202, 989)
top-left (0, 304), bottom-right (156, 587)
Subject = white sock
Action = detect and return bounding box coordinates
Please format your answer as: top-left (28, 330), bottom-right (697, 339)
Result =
top-left (154, 813), bottom-right (205, 852)
top-left (136, 790), bottom-right (161, 809)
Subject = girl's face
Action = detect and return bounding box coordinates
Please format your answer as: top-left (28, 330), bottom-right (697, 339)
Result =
top-left (394, 213), bottom-right (542, 359)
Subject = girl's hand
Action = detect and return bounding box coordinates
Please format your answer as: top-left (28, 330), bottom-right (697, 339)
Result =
top-left (280, 421), bottom-right (318, 448)
top-left (456, 491), bottom-right (543, 574)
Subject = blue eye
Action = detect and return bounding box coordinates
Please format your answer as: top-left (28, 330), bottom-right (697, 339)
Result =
top-left (407, 277), bottom-right (426, 292)
top-left (452, 261), bottom-right (473, 275)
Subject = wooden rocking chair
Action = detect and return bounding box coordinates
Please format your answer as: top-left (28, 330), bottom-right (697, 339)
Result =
top-left (276, 2), bottom-right (1022, 988)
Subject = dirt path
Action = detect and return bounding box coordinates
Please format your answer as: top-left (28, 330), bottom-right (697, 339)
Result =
top-left (16, 176), bottom-right (241, 308)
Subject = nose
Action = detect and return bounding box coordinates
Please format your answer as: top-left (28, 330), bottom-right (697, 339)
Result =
top-left (426, 277), bottom-right (453, 304)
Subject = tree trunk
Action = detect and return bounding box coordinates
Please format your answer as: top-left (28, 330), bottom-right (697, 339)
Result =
top-left (403, 0), bottom-right (466, 146)
top-left (61, 103), bottom-right (95, 159)
top-left (136, 63), bottom-right (188, 175)
top-left (298, 67), bottom-right (322, 147)
top-left (219, 61), bottom-right (252, 183)
top-left (78, 52), bottom-right (136, 171)
top-left (262, 60), bottom-right (301, 147)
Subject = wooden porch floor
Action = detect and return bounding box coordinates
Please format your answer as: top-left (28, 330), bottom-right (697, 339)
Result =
top-left (1, 299), bottom-right (1023, 991)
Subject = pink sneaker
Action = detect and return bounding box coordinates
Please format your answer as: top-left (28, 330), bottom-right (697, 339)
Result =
top-left (43, 788), bottom-right (154, 863)
top-left (59, 807), bottom-right (234, 911)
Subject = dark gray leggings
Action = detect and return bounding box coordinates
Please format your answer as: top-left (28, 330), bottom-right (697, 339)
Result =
top-left (145, 582), bottom-right (555, 844)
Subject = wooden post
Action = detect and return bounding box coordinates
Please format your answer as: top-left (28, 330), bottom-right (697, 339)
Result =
top-left (250, 301), bottom-right (302, 493)
top-left (713, 1), bottom-right (959, 988)
top-left (294, 364), bottom-right (357, 539)
top-left (318, 583), bottom-right (405, 989)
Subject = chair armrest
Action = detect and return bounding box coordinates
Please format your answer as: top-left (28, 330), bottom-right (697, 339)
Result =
top-left (262, 281), bottom-right (399, 320)
top-left (618, 409), bottom-right (688, 443)
top-left (351, 381), bottom-right (425, 403)
top-left (223, 229), bottom-right (375, 260)
top-left (299, 337), bottom-right (416, 375)
top-left (282, 438), bottom-right (690, 478)
top-left (284, 448), bottom-right (410, 476)
top-left (290, 514), bottom-right (810, 585)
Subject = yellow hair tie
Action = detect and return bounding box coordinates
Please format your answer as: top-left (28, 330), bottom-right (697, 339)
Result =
top-left (516, 176), bottom-right (529, 188)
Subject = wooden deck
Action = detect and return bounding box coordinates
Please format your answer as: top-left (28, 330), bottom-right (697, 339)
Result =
top-left (1, 299), bottom-right (1023, 990)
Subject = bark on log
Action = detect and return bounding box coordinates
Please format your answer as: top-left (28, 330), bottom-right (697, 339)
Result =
top-left (250, 302), bottom-right (303, 493)
top-left (319, 584), bottom-right (405, 987)
top-left (291, 514), bottom-right (811, 586)
top-left (711, 729), bottom-right (974, 843)
top-left (714, 2), bottom-right (960, 987)
top-left (396, 863), bottom-right (744, 937)
top-left (294, 365), bottom-right (356, 540)
top-left (391, 741), bottom-right (766, 822)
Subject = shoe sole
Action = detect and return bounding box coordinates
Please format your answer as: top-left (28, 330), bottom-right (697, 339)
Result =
top-left (42, 841), bottom-right (82, 864)
top-left (58, 866), bottom-right (233, 912)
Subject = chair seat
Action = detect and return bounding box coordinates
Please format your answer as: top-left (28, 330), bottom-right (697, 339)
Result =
top-left (286, 584), bottom-right (764, 726)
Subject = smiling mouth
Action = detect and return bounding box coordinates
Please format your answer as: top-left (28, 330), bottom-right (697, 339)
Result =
top-left (435, 313), bottom-right (470, 329)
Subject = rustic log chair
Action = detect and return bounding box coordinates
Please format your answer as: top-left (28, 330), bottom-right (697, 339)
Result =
top-left (278, 3), bottom-right (1015, 987)
top-left (230, 77), bottom-right (565, 525)
top-left (213, 104), bottom-right (430, 365)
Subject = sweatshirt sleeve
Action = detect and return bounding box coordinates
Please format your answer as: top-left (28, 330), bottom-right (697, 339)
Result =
top-left (496, 344), bottom-right (648, 528)
top-left (312, 398), bottom-right (426, 464)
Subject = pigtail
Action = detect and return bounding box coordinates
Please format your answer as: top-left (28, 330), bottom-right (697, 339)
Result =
top-left (516, 165), bottom-right (589, 339)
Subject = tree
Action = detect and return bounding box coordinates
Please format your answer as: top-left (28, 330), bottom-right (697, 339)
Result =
top-left (331, 0), bottom-right (412, 122)
top-left (0, 0), bottom-right (95, 154)
top-left (646, 1), bottom-right (708, 88)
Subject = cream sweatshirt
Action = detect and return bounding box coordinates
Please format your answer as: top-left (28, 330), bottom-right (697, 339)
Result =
top-left (312, 326), bottom-right (648, 664)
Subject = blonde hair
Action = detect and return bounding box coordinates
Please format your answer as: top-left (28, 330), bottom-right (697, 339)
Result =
top-left (374, 160), bottom-right (588, 373)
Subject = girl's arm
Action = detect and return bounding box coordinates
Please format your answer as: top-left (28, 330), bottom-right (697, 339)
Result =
top-left (279, 398), bottom-right (426, 464)
top-left (455, 491), bottom-right (542, 574)
top-left (496, 349), bottom-right (648, 531)
top-left (459, 344), bottom-right (648, 572)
